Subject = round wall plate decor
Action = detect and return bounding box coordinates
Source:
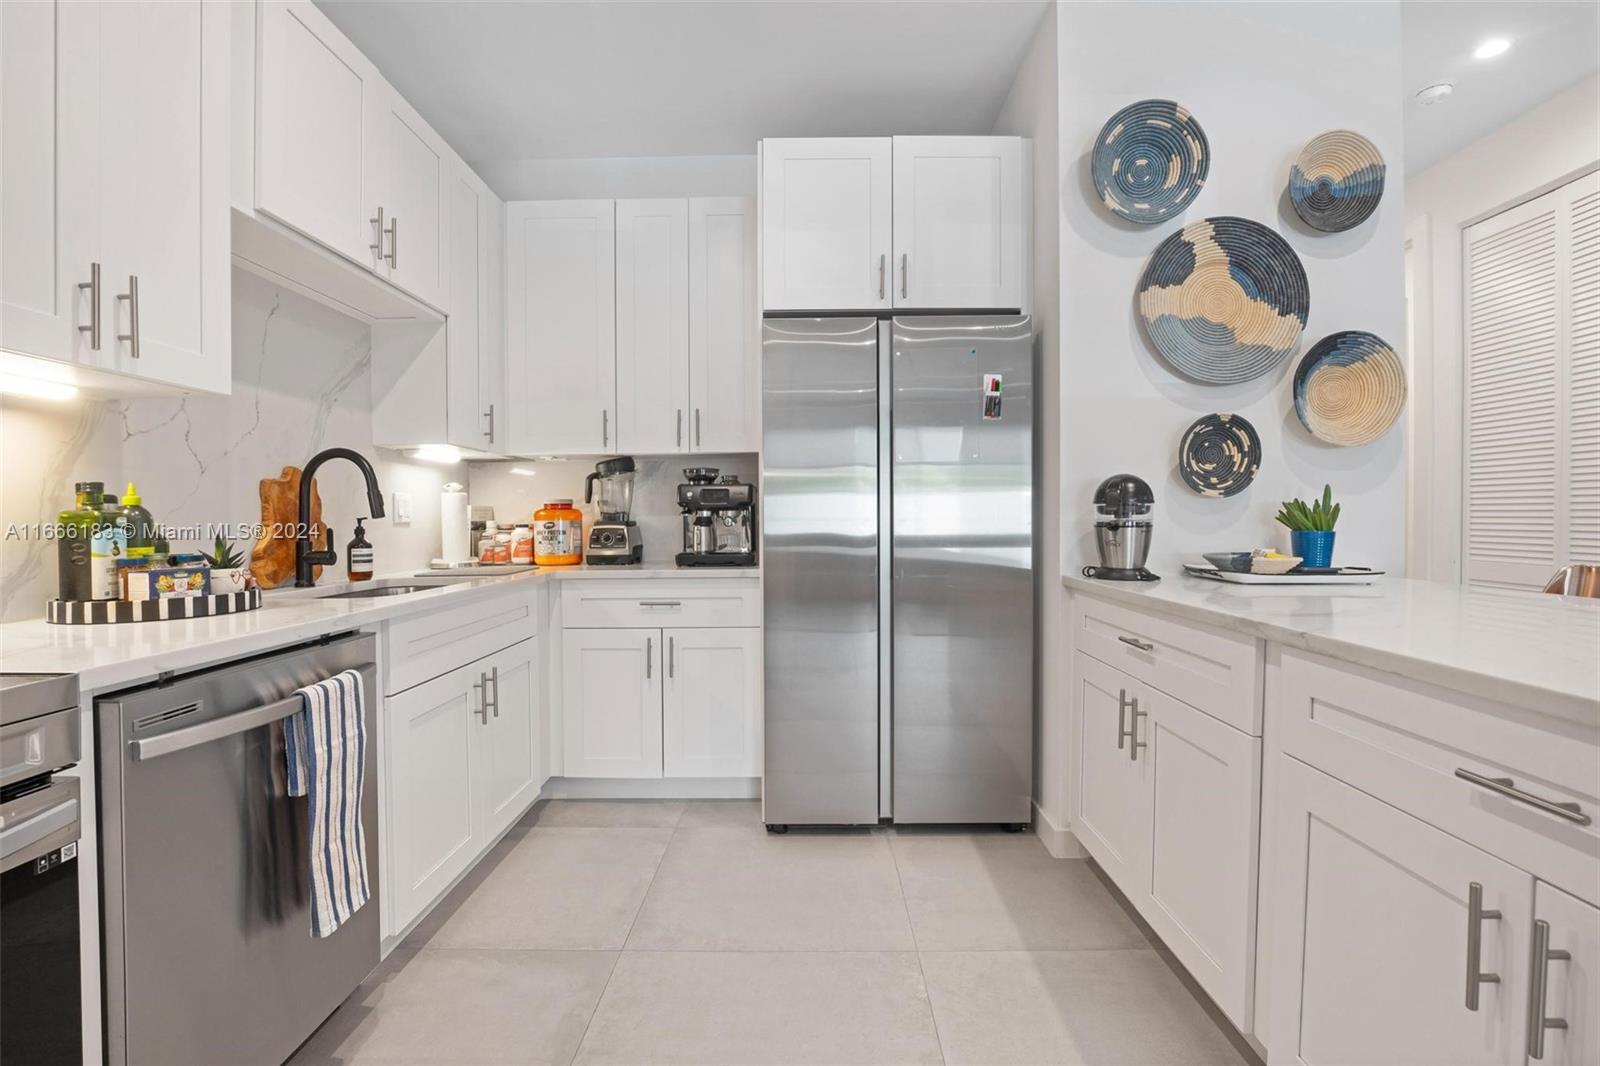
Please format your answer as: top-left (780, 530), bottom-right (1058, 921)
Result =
top-left (1288, 130), bottom-right (1386, 232)
top-left (1293, 330), bottom-right (1406, 446)
top-left (1137, 216), bottom-right (1310, 384)
top-left (1178, 413), bottom-right (1262, 497)
top-left (1091, 99), bottom-right (1210, 224)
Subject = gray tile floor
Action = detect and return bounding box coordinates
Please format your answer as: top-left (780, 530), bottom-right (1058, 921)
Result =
top-left (290, 801), bottom-right (1254, 1066)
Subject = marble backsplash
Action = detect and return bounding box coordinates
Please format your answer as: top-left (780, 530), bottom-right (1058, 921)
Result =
top-left (0, 270), bottom-right (465, 622)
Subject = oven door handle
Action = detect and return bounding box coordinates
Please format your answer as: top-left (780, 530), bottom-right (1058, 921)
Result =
top-left (0, 795), bottom-right (79, 864)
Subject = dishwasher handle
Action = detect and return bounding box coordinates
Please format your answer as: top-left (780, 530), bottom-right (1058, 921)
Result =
top-left (128, 664), bottom-right (375, 761)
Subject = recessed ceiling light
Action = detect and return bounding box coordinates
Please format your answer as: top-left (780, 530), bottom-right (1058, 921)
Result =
top-left (1473, 37), bottom-right (1511, 60)
top-left (1415, 82), bottom-right (1455, 106)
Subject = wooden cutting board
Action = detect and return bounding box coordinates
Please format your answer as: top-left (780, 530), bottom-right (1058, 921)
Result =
top-left (251, 466), bottom-right (324, 589)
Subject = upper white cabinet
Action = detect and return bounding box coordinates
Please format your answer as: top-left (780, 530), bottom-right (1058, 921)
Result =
top-left (616, 199), bottom-right (690, 453)
top-left (506, 199), bottom-right (617, 455)
top-left (1, 0), bottom-right (228, 394)
top-left (761, 137), bottom-right (892, 311)
top-left (444, 170), bottom-right (484, 451)
top-left (760, 136), bottom-right (1025, 312)
top-left (256, 0), bottom-right (376, 267)
top-left (689, 197), bottom-right (759, 453)
top-left (892, 136), bottom-right (1024, 311)
top-left (370, 89), bottom-right (446, 307)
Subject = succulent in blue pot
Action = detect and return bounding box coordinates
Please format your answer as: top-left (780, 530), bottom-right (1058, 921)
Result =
top-left (1275, 484), bottom-right (1340, 568)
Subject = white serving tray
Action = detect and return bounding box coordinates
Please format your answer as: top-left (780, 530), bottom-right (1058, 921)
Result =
top-left (1183, 561), bottom-right (1384, 586)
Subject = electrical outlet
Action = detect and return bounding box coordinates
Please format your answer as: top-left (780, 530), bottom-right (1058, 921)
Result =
top-left (392, 491), bottom-right (413, 525)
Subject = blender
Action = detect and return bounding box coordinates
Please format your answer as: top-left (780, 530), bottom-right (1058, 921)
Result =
top-left (1082, 473), bottom-right (1159, 581)
top-left (584, 457), bottom-right (643, 564)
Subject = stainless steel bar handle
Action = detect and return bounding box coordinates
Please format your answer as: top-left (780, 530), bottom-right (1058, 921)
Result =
top-left (695, 408), bottom-right (702, 447)
top-left (1128, 698), bottom-right (1148, 761)
top-left (78, 261), bottom-right (100, 350)
top-left (1116, 688), bottom-right (1130, 750)
top-left (1117, 635), bottom-right (1155, 653)
top-left (130, 689), bottom-right (312, 761)
top-left (473, 673), bottom-right (489, 723)
top-left (668, 636), bottom-right (675, 679)
top-left (677, 409), bottom-right (683, 448)
top-left (489, 666), bottom-right (500, 718)
top-left (387, 215), bottom-right (398, 268)
top-left (1455, 768), bottom-right (1591, 826)
top-left (638, 600), bottom-right (682, 608)
top-left (602, 409), bottom-right (609, 448)
top-left (900, 253), bottom-right (908, 299)
top-left (1465, 881), bottom-right (1503, 1010)
top-left (0, 797), bottom-right (78, 862)
top-left (1526, 918), bottom-right (1571, 1059)
top-left (484, 403), bottom-right (495, 443)
top-left (646, 637), bottom-right (653, 680)
top-left (117, 275), bottom-right (140, 358)
top-left (369, 206), bottom-right (385, 259)
top-left (878, 254), bottom-right (886, 300)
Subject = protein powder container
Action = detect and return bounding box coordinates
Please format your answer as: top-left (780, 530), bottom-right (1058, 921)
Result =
top-left (534, 500), bottom-right (582, 565)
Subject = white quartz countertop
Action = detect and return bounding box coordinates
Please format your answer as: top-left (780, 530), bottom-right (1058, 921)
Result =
top-left (1063, 573), bottom-right (1600, 725)
top-left (0, 564), bottom-right (758, 694)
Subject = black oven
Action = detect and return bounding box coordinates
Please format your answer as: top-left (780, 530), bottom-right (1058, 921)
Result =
top-left (0, 673), bottom-right (82, 1066)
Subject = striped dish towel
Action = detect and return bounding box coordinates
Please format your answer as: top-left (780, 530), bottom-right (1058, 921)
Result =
top-left (284, 669), bottom-right (371, 938)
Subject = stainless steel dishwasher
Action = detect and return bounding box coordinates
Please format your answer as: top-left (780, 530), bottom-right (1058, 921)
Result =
top-left (96, 632), bottom-right (380, 1066)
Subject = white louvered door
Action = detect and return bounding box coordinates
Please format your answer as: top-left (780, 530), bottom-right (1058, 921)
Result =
top-left (1463, 172), bottom-right (1600, 588)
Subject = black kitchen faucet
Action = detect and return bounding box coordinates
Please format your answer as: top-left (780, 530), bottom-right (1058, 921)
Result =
top-left (294, 447), bottom-right (386, 587)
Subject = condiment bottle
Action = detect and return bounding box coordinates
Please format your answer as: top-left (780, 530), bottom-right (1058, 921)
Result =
top-left (347, 518), bottom-right (374, 581)
top-left (56, 482), bottom-right (101, 601)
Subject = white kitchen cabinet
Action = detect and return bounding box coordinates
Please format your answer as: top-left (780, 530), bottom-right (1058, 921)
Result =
top-left (689, 197), bottom-right (759, 452)
top-left (507, 200), bottom-right (617, 455)
top-left (445, 169), bottom-right (484, 451)
top-left (480, 195), bottom-right (507, 452)
top-left (561, 628), bottom-right (663, 779)
top-left (664, 627), bottom-right (761, 778)
top-left (761, 137), bottom-right (892, 311)
top-left (256, 0), bottom-right (377, 268)
top-left (1532, 881), bottom-right (1600, 1065)
top-left (1268, 756), bottom-right (1532, 1064)
top-left (0, 0), bottom-right (227, 393)
top-left (386, 663), bottom-right (481, 932)
top-left (0, 0), bottom-right (99, 367)
top-left (474, 640), bottom-right (542, 841)
top-left (370, 86), bottom-right (445, 308)
top-left (1073, 652), bottom-right (1151, 892)
top-left (615, 199), bottom-right (690, 454)
top-left (891, 136), bottom-right (1024, 310)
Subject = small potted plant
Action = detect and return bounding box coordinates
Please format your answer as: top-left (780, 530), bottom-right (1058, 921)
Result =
top-left (203, 534), bottom-right (254, 592)
top-left (1275, 484), bottom-right (1340, 568)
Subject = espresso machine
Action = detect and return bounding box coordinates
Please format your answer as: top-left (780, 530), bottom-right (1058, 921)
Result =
top-left (675, 468), bottom-right (756, 567)
top-left (1083, 473), bottom-right (1159, 581)
top-left (584, 457), bottom-right (643, 564)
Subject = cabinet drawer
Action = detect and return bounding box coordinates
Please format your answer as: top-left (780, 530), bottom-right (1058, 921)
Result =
top-left (1278, 649), bottom-right (1600, 904)
top-left (1073, 595), bottom-right (1261, 734)
top-left (561, 578), bottom-right (760, 629)
top-left (385, 586), bottom-right (538, 695)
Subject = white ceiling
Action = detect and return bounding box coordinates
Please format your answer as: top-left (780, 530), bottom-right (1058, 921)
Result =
top-left (1402, 1), bottom-right (1598, 175)
top-left (315, 0), bottom-right (1050, 164)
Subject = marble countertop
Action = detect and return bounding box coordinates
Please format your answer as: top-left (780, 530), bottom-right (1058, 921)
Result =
top-left (0, 563), bottom-right (759, 694)
top-left (1063, 573), bottom-right (1600, 725)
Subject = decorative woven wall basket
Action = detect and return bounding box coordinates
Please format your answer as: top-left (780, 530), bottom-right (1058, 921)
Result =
top-left (1293, 330), bottom-right (1406, 446)
top-left (1091, 99), bottom-right (1210, 224)
top-left (1288, 130), bottom-right (1386, 232)
top-left (1178, 413), bottom-right (1262, 497)
top-left (1137, 216), bottom-right (1310, 384)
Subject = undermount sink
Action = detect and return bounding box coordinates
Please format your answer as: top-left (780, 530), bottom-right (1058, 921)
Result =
top-left (321, 584), bottom-right (436, 600)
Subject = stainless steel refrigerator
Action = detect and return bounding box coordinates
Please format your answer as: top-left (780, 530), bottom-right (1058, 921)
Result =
top-left (762, 315), bottom-right (1033, 827)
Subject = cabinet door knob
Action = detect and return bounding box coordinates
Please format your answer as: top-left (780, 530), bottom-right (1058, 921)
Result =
top-left (78, 262), bottom-right (101, 350)
top-left (1465, 881), bottom-right (1503, 1011)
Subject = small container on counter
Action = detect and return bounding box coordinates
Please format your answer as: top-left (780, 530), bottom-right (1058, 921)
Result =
top-left (125, 563), bottom-right (211, 601)
top-left (511, 524), bottom-right (533, 565)
top-left (534, 500), bottom-right (583, 566)
top-left (347, 518), bottom-right (374, 581)
top-left (56, 481), bottom-right (102, 601)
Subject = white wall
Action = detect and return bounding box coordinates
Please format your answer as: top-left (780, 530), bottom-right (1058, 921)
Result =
top-left (1406, 75), bottom-right (1600, 582)
top-left (0, 271), bottom-right (463, 620)
top-left (1058, 2), bottom-right (1407, 580)
top-left (476, 154), bottom-right (755, 201)
top-left (992, 6), bottom-right (1072, 854)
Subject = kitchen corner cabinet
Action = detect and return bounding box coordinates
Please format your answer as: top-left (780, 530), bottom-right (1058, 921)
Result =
top-left (760, 135), bottom-right (1023, 312)
top-left (1, 0), bottom-right (229, 394)
top-left (506, 199), bottom-right (617, 455)
top-left (616, 199), bottom-right (691, 454)
top-left (386, 637), bottom-right (540, 932)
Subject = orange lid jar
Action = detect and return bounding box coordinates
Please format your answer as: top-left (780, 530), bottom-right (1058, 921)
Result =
top-left (533, 500), bottom-right (583, 565)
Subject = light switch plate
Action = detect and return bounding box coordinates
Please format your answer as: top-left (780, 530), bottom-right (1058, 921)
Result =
top-left (392, 491), bottom-right (413, 525)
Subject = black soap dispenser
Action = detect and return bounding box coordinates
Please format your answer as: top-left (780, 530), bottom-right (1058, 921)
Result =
top-left (347, 518), bottom-right (374, 581)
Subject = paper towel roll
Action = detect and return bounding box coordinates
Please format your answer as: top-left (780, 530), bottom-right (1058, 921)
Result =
top-left (440, 485), bottom-right (471, 563)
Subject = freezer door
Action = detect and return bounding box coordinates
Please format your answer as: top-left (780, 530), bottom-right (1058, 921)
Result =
top-left (892, 315), bottom-right (1033, 824)
top-left (761, 318), bottom-right (880, 825)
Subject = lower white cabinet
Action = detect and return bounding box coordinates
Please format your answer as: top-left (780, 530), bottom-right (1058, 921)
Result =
top-left (386, 637), bottom-right (540, 932)
top-left (562, 622), bottom-right (761, 780)
top-left (1268, 755), bottom-right (1533, 1064)
top-left (1073, 650), bottom-right (1259, 1029)
top-left (1533, 881), bottom-right (1600, 1066)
